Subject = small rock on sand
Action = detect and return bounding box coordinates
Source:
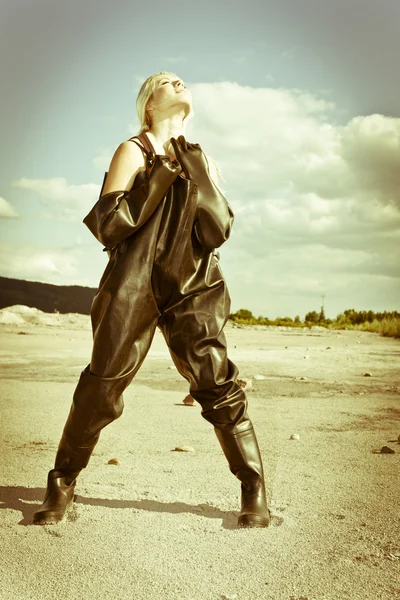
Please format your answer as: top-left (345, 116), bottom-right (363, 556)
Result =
top-left (173, 446), bottom-right (194, 452)
top-left (237, 378), bottom-right (253, 391)
top-left (183, 394), bottom-right (196, 406)
top-left (380, 446), bottom-right (395, 454)
top-left (108, 458), bottom-right (120, 465)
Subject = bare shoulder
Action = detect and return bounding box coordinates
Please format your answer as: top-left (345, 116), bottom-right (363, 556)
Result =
top-left (113, 140), bottom-right (146, 171)
top-left (101, 140), bottom-right (146, 196)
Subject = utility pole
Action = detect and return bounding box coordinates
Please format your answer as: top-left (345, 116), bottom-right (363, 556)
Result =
top-left (319, 294), bottom-right (326, 321)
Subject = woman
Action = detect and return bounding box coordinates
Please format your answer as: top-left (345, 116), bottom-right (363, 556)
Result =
top-left (33, 71), bottom-right (271, 529)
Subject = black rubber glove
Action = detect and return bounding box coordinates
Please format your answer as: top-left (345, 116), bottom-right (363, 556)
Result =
top-left (170, 135), bottom-right (234, 250)
top-left (83, 155), bottom-right (182, 249)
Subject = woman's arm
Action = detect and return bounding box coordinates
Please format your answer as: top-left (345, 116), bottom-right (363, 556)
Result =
top-left (170, 137), bottom-right (235, 251)
top-left (191, 154), bottom-right (235, 251)
top-left (83, 143), bottom-right (182, 248)
top-left (193, 173), bottom-right (235, 251)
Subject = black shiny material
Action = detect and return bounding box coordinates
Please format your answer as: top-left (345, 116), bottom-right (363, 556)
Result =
top-left (33, 469), bottom-right (76, 525)
top-left (215, 426), bottom-right (271, 527)
top-left (41, 133), bottom-right (270, 528)
top-left (83, 155), bottom-right (182, 249)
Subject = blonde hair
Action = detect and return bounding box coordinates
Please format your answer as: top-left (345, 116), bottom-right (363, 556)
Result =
top-left (135, 71), bottom-right (225, 191)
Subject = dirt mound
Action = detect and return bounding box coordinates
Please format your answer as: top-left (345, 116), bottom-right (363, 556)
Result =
top-left (0, 310), bottom-right (26, 325)
top-left (0, 305), bottom-right (90, 329)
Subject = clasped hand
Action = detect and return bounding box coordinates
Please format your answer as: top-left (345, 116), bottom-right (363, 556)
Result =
top-left (170, 136), bottom-right (210, 183)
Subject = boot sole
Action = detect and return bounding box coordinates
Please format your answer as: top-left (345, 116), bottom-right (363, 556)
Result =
top-left (33, 495), bottom-right (76, 525)
top-left (238, 513), bottom-right (270, 528)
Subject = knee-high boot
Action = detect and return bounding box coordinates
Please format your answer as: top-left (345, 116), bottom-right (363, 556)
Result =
top-left (214, 423), bottom-right (271, 528)
top-left (33, 364), bottom-right (127, 525)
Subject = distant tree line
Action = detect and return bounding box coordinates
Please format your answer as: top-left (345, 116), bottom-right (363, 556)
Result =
top-left (228, 308), bottom-right (400, 338)
top-left (0, 276), bottom-right (398, 338)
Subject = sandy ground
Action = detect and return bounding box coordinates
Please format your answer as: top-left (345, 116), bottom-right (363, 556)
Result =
top-left (0, 311), bottom-right (399, 600)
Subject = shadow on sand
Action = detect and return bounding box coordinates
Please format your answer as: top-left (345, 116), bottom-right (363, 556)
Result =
top-left (0, 485), bottom-right (282, 530)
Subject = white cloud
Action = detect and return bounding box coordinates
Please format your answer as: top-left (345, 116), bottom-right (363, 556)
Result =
top-left (10, 177), bottom-right (100, 221)
top-left (185, 81), bottom-right (400, 233)
top-left (181, 82), bottom-right (400, 315)
top-left (3, 81), bottom-right (400, 316)
top-left (0, 197), bottom-right (18, 218)
top-left (0, 243), bottom-right (81, 282)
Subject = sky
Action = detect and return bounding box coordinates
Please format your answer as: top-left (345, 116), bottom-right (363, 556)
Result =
top-left (1, 0), bottom-right (399, 320)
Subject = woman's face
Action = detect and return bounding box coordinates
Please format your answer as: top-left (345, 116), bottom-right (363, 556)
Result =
top-left (149, 75), bottom-right (192, 117)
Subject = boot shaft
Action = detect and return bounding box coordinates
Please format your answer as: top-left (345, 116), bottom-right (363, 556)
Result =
top-left (214, 424), bottom-right (265, 483)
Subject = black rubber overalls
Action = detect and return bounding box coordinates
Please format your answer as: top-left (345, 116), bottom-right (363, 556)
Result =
top-left (53, 133), bottom-right (257, 477)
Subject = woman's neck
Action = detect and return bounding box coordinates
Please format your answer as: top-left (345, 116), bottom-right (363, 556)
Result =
top-left (145, 131), bottom-right (178, 160)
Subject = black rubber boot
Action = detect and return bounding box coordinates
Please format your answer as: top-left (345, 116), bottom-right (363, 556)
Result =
top-left (214, 425), bottom-right (271, 528)
top-left (33, 469), bottom-right (79, 525)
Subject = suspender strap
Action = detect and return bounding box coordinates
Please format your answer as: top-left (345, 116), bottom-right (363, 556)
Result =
top-left (127, 133), bottom-right (156, 159)
top-left (127, 138), bottom-right (151, 158)
top-left (127, 134), bottom-right (156, 174)
top-left (137, 132), bottom-right (157, 156)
